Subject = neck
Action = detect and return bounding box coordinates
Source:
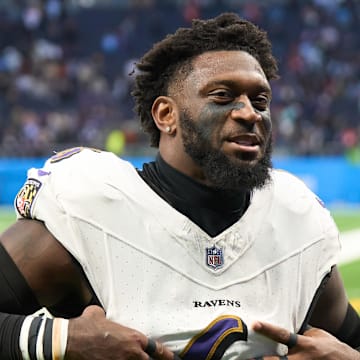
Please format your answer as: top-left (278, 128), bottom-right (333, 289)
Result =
top-left (158, 146), bottom-right (210, 186)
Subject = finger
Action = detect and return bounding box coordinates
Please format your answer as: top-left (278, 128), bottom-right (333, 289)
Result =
top-left (144, 338), bottom-right (157, 357)
top-left (285, 333), bottom-right (298, 349)
top-left (252, 321), bottom-right (298, 348)
top-left (145, 337), bottom-right (181, 360)
top-left (81, 305), bottom-right (106, 318)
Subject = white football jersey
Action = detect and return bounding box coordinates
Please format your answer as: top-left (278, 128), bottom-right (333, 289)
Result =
top-left (15, 147), bottom-right (340, 359)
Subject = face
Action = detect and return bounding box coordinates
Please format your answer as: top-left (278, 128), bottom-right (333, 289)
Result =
top-left (170, 50), bottom-right (273, 191)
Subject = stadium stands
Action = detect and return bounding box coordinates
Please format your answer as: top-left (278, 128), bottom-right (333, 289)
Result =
top-left (0, 0), bottom-right (359, 157)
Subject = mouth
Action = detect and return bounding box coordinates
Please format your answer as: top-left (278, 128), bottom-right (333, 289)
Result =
top-left (226, 133), bottom-right (262, 153)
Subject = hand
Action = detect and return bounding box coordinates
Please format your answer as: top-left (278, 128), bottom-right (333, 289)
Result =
top-left (250, 321), bottom-right (360, 360)
top-left (65, 305), bottom-right (179, 359)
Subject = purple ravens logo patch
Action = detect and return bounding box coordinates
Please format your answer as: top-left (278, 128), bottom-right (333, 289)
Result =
top-left (206, 245), bottom-right (224, 270)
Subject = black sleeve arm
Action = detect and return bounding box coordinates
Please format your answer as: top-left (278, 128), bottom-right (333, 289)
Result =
top-left (334, 302), bottom-right (360, 349)
top-left (0, 242), bottom-right (41, 314)
top-left (0, 241), bottom-right (101, 318)
top-left (0, 312), bottom-right (25, 359)
top-left (300, 267), bottom-right (360, 350)
top-left (299, 269), bottom-right (332, 334)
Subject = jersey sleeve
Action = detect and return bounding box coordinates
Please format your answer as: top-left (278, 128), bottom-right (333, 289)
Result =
top-left (13, 147), bottom-right (137, 267)
top-left (15, 160), bottom-right (64, 221)
top-left (14, 148), bottom-right (111, 260)
top-left (14, 147), bottom-right (91, 221)
top-left (14, 147), bottom-right (108, 221)
top-left (274, 169), bottom-right (341, 275)
top-left (313, 197), bottom-right (341, 284)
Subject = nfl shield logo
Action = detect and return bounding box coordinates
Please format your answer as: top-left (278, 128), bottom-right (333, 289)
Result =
top-left (206, 245), bottom-right (224, 270)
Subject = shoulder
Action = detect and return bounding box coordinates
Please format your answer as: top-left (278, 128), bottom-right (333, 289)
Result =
top-left (39, 147), bottom-right (136, 182)
top-left (271, 168), bottom-right (310, 191)
top-left (267, 168), bottom-right (338, 233)
top-left (269, 168), bottom-right (324, 206)
top-left (40, 146), bottom-right (140, 193)
top-left (46, 147), bottom-right (127, 170)
top-left (15, 147), bottom-right (137, 219)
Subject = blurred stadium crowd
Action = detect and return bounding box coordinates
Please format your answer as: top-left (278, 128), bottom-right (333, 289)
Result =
top-left (0, 0), bottom-right (359, 157)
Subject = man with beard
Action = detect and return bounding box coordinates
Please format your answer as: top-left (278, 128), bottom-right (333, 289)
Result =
top-left (0, 12), bottom-right (359, 360)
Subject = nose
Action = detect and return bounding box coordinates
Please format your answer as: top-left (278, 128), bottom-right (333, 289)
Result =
top-left (230, 96), bottom-right (262, 123)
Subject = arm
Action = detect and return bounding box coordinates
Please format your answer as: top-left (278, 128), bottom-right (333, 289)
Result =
top-left (0, 219), bottom-right (178, 360)
top-left (0, 219), bottom-right (93, 314)
top-left (309, 266), bottom-right (360, 348)
top-left (309, 266), bottom-right (348, 334)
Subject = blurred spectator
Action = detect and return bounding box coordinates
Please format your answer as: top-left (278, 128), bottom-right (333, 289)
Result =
top-left (0, 0), bottom-right (359, 157)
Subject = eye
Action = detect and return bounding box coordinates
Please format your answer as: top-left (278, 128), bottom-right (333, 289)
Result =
top-left (208, 89), bottom-right (234, 103)
top-left (252, 95), bottom-right (270, 110)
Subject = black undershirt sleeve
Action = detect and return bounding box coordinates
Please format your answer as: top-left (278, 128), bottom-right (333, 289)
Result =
top-left (299, 270), bottom-right (332, 334)
top-left (0, 244), bottom-right (43, 358)
top-left (0, 243), bottom-right (41, 315)
top-left (0, 240), bottom-right (101, 319)
top-left (299, 267), bottom-right (360, 349)
top-left (334, 302), bottom-right (360, 348)
top-left (0, 242), bottom-right (102, 358)
top-left (0, 312), bottom-right (24, 359)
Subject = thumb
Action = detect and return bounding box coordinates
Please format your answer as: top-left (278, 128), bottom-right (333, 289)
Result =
top-left (81, 305), bottom-right (106, 318)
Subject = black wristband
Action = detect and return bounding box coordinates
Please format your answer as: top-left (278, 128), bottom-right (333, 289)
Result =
top-left (43, 318), bottom-right (53, 359)
top-left (19, 316), bottom-right (57, 360)
top-left (28, 317), bottom-right (42, 360)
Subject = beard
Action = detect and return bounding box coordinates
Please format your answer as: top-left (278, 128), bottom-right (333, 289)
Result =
top-left (179, 111), bottom-right (273, 192)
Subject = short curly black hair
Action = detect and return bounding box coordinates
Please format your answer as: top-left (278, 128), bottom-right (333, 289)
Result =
top-left (132, 12), bottom-right (278, 147)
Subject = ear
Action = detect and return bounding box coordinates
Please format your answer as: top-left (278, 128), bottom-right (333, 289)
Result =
top-left (151, 96), bottom-right (177, 134)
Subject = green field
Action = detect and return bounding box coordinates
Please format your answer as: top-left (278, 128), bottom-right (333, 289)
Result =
top-left (330, 209), bottom-right (360, 232)
top-left (329, 209), bottom-right (360, 312)
top-left (0, 207), bottom-right (16, 231)
top-left (0, 206), bottom-right (359, 311)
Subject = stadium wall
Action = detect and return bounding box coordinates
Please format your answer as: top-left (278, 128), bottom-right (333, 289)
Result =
top-left (0, 156), bottom-right (359, 207)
